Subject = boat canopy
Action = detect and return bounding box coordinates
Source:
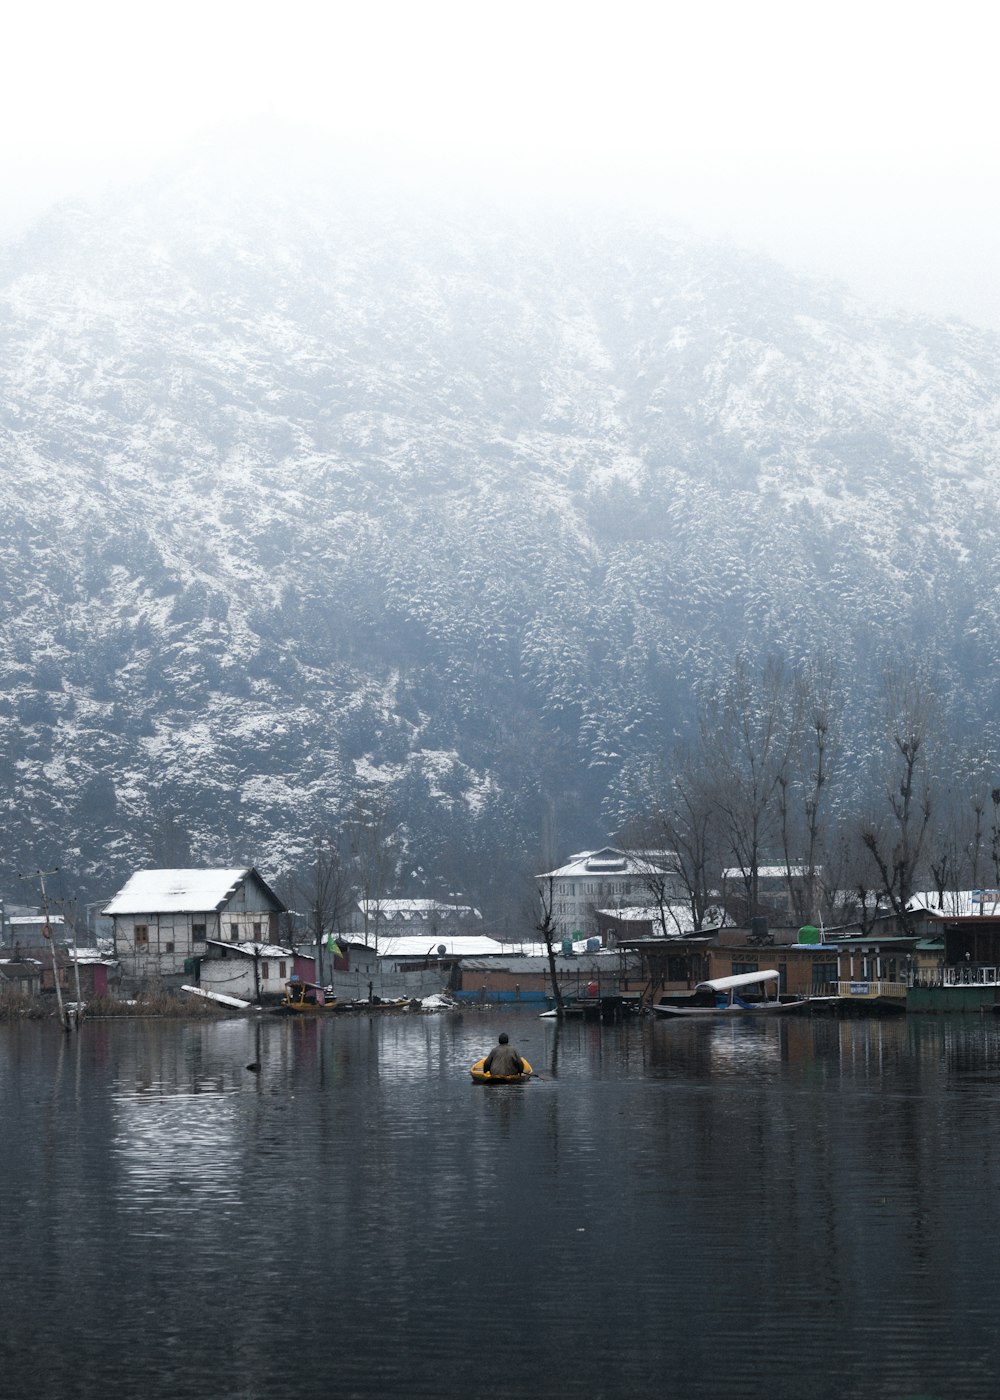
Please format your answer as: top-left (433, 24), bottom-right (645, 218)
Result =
top-left (695, 970), bottom-right (780, 993)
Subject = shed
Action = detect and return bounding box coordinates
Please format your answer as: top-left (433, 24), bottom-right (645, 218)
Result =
top-left (199, 940), bottom-right (295, 1003)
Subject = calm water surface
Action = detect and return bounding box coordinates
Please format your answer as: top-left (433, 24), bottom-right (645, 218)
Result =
top-left (2, 1008), bottom-right (999, 1399)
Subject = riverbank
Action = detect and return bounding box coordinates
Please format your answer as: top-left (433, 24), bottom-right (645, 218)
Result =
top-left (0, 991), bottom-right (229, 1022)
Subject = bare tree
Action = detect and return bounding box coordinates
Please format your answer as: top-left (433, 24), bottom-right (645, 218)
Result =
top-left (705, 655), bottom-right (799, 925)
top-left (778, 663), bottom-right (840, 925)
top-left (823, 820), bottom-right (885, 935)
top-left (626, 748), bottom-right (721, 934)
top-left (980, 789), bottom-right (997, 884)
top-left (922, 739), bottom-right (1000, 913)
top-left (347, 789), bottom-right (399, 955)
top-left (534, 873), bottom-right (564, 1014)
top-left (296, 833), bottom-right (352, 986)
top-left (859, 666), bottom-right (936, 933)
top-left (632, 850), bottom-right (683, 937)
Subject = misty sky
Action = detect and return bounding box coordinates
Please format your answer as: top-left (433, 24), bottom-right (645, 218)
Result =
top-left (4, 0), bottom-right (998, 329)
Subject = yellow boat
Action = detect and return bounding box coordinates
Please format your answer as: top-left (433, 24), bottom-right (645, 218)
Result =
top-left (469, 1056), bottom-right (533, 1083)
top-left (279, 980), bottom-right (336, 1013)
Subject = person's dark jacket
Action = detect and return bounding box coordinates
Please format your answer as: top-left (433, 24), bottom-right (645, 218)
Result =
top-left (483, 1043), bottom-right (524, 1076)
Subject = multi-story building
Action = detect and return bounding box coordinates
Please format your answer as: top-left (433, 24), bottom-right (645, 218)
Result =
top-left (538, 847), bottom-right (681, 939)
top-left (104, 867), bottom-right (285, 986)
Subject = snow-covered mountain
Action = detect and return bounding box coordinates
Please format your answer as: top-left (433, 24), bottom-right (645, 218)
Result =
top-left (2, 144), bottom-right (999, 910)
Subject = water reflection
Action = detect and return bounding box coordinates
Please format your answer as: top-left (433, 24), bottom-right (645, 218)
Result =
top-left (3, 1011), bottom-right (1000, 1399)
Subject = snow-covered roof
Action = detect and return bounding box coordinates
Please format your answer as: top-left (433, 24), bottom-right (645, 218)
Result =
top-left (539, 847), bottom-right (677, 879)
top-left (600, 904), bottom-right (692, 932)
top-left (374, 934), bottom-right (511, 958)
top-left (205, 940), bottom-right (293, 959)
top-left (10, 914), bottom-right (65, 926)
top-left (599, 903), bottom-right (729, 933)
top-left (356, 899), bottom-right (481, 921)
top-left (909, 890), bottom-right (1000, 918)
top-left (104, 868), bottom-right (256, 915)
top-left (723, 866), bottom-right (810, 880)
top-left (371, 935), bottom-right (608, 959)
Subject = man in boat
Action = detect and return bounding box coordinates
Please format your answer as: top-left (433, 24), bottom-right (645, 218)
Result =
top-left (482, 1032), bottom-right (525, 1077)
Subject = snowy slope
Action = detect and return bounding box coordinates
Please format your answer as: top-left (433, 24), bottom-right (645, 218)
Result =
top-left (1, 150), bottom-right (999, 905)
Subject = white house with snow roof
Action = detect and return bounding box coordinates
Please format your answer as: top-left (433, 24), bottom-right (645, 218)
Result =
top-left (199, 940), bottom-right (297, 1003)
top-left (537, 847), bottom-right (682, 939)
top-left (104, 867), bottom-right (286, 985)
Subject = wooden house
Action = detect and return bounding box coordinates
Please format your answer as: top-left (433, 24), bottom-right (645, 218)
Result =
top-left (104, 867), bottom-right (286, 988)
top-left (0, 958), bottom-right (43, 998)
top-left (623, 929), bottom-right (875, 1003)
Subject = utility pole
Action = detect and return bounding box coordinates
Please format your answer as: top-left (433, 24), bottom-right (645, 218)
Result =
top-left (18, 867), bottom-right (69, 1031)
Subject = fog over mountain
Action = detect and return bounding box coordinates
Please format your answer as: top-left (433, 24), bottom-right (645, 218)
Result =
top-left (2, 145), bottom-right (999, 912)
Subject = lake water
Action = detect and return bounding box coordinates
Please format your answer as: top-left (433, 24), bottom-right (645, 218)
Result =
top-left (2, 1007), bottom-right (999, 1399)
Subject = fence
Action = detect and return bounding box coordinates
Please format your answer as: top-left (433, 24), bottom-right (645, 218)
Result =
top-left (832, 979), bottom-right (907, 1001)
top-left (327, 967), bottom-right (449, 1002)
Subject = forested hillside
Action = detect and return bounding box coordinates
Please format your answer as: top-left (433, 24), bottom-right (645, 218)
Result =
top-left (2, 146), bottom-right (999, 916)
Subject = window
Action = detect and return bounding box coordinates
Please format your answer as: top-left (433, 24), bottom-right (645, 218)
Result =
top-left (279, 961), bottom-right (287, 978)
top-left (192, 923), bottom-right (206, 942)
top-left (813, 961), bottom-right (837, 989)
top-left (253, 921), bottom-right (262, 937)
top-left (731, 962), bottom-right (759, 976)
top-left (230, 922), bottom-right (239, 941)
top-left (134, 924), bottom-right (148, 947)
top-left (164, 941), bottom-right (174, 953)
top-left (261, 962), bottom-right (270, 980)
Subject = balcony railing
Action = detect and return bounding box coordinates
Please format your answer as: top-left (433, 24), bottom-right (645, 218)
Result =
top-left (942, 965), bottom-right (999, 987)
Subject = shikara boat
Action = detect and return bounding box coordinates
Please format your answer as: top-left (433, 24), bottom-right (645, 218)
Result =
top-left (470, 1056), bottom-right (533, 1083)
top-left (651, 970), bottom-right (808, 1018)
top-left (278, 980), bottom-right (336, 1013)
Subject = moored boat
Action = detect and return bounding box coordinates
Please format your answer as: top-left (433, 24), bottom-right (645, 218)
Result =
top-left (652, 970), bottom-right (808, 1018)
top-left (277, 979), bottom-right (336, 1013)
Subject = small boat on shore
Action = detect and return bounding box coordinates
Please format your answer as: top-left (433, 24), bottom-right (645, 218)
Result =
top-left (470, 1056), bottom-right (533, 1083)
top-left (276, 980), bottom-right (336, 1013)
top-left (652, 970), bottom-right (808, 1018)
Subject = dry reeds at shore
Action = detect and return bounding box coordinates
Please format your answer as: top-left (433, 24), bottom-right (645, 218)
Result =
top-left (0, 991), bottom-right (230, 1022)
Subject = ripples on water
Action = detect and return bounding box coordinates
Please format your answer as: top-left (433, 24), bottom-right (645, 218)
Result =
top-left (2, 1011), bottom-right (1000, 1398)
